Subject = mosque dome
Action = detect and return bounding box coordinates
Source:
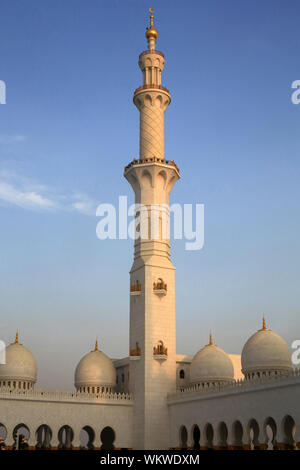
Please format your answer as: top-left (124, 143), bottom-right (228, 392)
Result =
top-left (241, 318), bottom-right (292, 379)
top-left (190, 334), bottom-right (234, 385)
top-left (0, 332), bottom-right (37, 389)
top-left (74, 340), bottom-right (116, 393)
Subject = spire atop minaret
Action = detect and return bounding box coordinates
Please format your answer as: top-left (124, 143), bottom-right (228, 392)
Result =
top-left (15, 330), bottom-right (19, 344)
top-left (126, 13), bottom-right (179, 449)
top-left (93, 338), bottom-right (99, 351)
top-left (145, 8), bottom-right (158, 50)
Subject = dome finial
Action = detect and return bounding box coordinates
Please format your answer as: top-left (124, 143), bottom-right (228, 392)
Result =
top-left (94, 338), bottom-right (99, 351)
top-left (259, 316), bottom-right (270, 331)
top-left (145, 8), bottom-right (158, 49)
top-left (15, 330), bottom-right (19, 344)
top-left (206, 331), bottom-right (214, 346)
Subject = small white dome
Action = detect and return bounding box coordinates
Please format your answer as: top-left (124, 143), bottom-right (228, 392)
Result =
top-left (241, 319), bottom-right (292, 377)
top-left (74, 341), bottom-right (116, 390)
top-left (190, 335), bottom-right (234, 384)
top-left (0, 334), bottom-right (37, 384)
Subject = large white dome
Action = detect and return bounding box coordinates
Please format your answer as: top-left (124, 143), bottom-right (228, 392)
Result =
top-left (74, 341), bottom-right (116, 392)
top-left (190, 335), bottom-right (234, 385)
top-left (241, 319), bottom-right (292, 377)
top-left (0, 333), bottom-right (37, 385)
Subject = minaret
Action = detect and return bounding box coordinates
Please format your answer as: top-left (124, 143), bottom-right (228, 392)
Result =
top-left (124, 10), bottom-right (180, 450)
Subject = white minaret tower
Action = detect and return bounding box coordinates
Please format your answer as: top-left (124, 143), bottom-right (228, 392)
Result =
top-left (124, 10), bottom-right (180, 450)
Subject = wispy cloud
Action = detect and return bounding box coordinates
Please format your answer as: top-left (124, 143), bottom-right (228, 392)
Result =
top-left (0, 134), bottom-right (26, 144)
top-left (0, 170), bottom-right (97, 216)
top-left (0, 181), bottom-right (55, 210)
top-left (71, 196), bottom-right (96, 216)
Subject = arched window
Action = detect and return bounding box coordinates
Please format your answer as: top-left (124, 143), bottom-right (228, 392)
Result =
top-left (36, 424), bottom-right (52, 449)
top-left (179, 426), bottom-right (188, 449)
top-left (58, 425), bottom-right (74, 450)
top-left (79, 426), bottom-right (95, 450)
top-left (100, 426), bottom-right (115, 450)
top-left (179, 369), bottom-right (185, 379)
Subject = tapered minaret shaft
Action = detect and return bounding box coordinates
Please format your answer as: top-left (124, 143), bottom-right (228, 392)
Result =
top-left (124, 10), bottom-right (180, 450)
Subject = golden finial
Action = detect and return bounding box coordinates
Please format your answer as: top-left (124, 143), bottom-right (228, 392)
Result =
top-left (259, 316), bottom-right (270, 331)
top-left (93, 339), bottom-right (99, 351)
top-left (145, 8), bottom-right (158, 42)
top-left (206, 331), bottom-right (214, 346)
top-left (15, 330), bottom-right (19, 344)
top-left (149, 8), bottom-right (154, 27)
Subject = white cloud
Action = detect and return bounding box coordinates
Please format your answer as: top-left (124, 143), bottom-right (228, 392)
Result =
top-left (70, 194), bottom-right (97, 216)
top-left (71, 201), bottom-right (95, 216)
top-left (0, 171), bottom-right (97, 216)
top-left (0, 181), bottom-right (55, 210)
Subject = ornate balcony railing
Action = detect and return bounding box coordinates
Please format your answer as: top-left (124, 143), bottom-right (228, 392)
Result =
top-left (130, 281), bottom-right (142, 293)
top-left (0, 387), bottom-right (133, 403)
top-left (134, 84), bottom-right (170, 95)
top-left (153, 281), bottom-right (167, 292)
top-left (167, 368), bottom-right (300, 401)
top-left (124, 157), bottom-right (180, 175)
top-left (130, 342), bottom-right (141, 357)
top-left (139, 50), bottom-right (165, 58)
top-left (153, 341), bottom-right (168, 356)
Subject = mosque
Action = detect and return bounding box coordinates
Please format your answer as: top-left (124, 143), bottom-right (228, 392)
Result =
top-left (0, 11), bottom-right (299, 451)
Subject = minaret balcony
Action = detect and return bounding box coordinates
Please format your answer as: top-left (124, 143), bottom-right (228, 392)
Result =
top-left (130, 281), bottom-right (142, 296)
top-left (153, 281), bottom-right (167, 296)
top-left (139, 49), bottom-right (165, 58)
top-left (134, 84), bottom-right (169, 95)
top-left (153, 342), bottom-right (168, 361)
top-left (130, 342), bottom-right (141, 360)
top-left (124, 157), bottom-right (180, 176)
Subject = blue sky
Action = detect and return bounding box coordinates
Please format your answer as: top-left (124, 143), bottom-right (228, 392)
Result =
top-left (0, 0), bottom-right (299, 389)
